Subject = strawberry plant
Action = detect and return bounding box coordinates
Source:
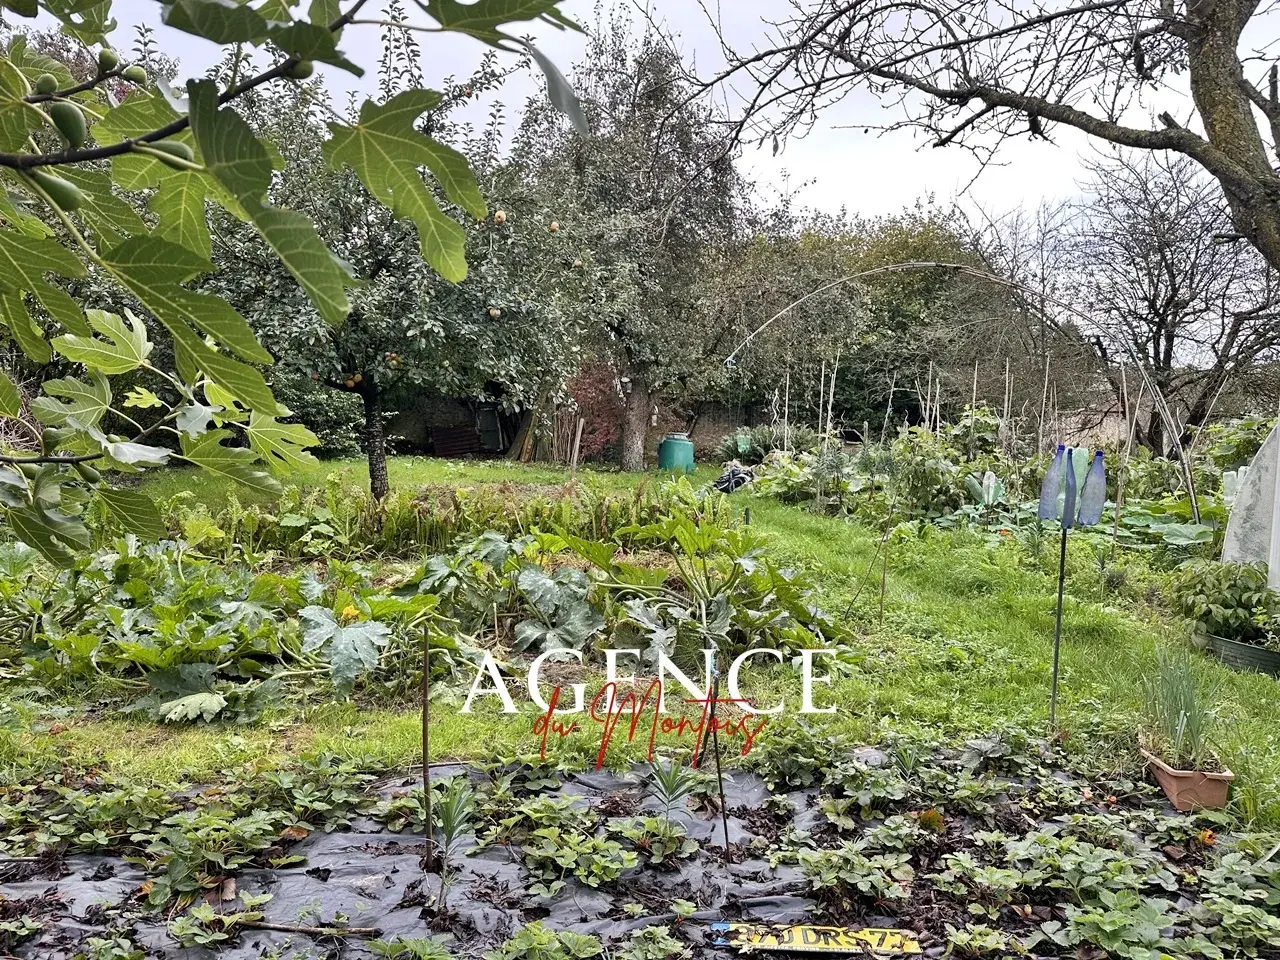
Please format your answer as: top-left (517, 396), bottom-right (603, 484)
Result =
top-left (483, 922), bottom-right (601, 960)
top-left (611, 816), bottom-right (699, 866)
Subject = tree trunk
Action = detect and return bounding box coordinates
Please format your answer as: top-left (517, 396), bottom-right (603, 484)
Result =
top-left (1146, 410), bottom-right (1165, 458)
top-left (1185, 5), bottom-right (1280, 273)
top-left (361, 382), bottom-right (389, 501)
top-left (620, 373), bottom-right (651, 472)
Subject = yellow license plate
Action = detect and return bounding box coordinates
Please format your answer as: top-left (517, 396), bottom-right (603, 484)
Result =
top-left (710, 923), bottom-right (922, 955)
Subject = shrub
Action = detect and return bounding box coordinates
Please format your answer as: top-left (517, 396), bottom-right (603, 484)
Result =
top-left (1173, 560), bottom-right (1280, 648)
top-left (1199, 415), bottom-right (1277, 472)
top-left (716, 424), bottom-right (821, 465)
top-left (268, 374), bottom-right (364, 459)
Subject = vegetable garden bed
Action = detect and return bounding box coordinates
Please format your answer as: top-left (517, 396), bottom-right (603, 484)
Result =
top-left (3, 736), bottom-right (1279, 959)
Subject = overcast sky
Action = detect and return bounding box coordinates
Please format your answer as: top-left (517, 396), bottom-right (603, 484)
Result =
top-left (108, 0), bottom-right (1210, 220)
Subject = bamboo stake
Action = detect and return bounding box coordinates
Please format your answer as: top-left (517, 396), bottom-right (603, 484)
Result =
top-left (926, 361), bottom-right (934, 429)
top-left (1002, 357), bottom-right (1012, 453)
top-left (817, 358), bottom-right (827, 440)
top-left (1113, 371), bottom-right (1143, 558)
top-left (934, 376), bottom-right (942, 432)
top-left (881, 372), bottom-right (896, 443)
top-left (1038, 355), bottom-right (1051, 453)
top-left (970, 358), bottom-right (979, 459)
top-left (826, 347), bottom-right (841, 448)
top-left (1052, 382), bottom-right (1058, 443)
top-left (1003, 358), bottom-right (1011, 423)
top-left (1131, 363), bottom-right (1202, 523)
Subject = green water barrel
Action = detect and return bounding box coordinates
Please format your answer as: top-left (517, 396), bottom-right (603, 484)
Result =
top-left (657, 432), bottom-right (695, 473)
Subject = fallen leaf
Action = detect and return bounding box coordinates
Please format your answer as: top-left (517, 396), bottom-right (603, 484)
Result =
top-left (220, 878), bottom-right (237, 902)
top-left (282, 824), bottom-right (311, 841)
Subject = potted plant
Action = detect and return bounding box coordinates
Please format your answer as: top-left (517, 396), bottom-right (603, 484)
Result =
top-left (1139, 646), bottom-right (1233, 811)
top-left (1173, 560), bottom-right (1280, 677)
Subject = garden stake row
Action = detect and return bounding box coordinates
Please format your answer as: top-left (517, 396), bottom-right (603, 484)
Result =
top-left (1038, 445), bottom-right (1106, 730)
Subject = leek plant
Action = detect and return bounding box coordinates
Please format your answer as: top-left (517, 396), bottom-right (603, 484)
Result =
top-left (1142, 646), bottom-right (1219, 771)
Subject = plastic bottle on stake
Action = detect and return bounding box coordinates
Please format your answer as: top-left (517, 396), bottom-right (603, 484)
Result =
top-left (1077, 451), bottom-right (1107, 526)
top-left (1061, 449), bottom-right (1078, 530)
top-left (1038, 445), bottom-right (1065, 521)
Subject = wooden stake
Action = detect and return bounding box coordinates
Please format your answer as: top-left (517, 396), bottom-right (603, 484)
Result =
top-left (569, 417), bottom-right (584, 477)
top-left (421, 622), bottom-right (439, 873)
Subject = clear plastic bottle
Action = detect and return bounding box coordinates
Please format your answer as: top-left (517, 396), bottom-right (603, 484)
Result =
top-left (1038, 444), bottom-right (1065, 521)
top-left (1061, 448), bottom-right (1078, 530)
top-left (1077, 450), bottom-right (1107, 526)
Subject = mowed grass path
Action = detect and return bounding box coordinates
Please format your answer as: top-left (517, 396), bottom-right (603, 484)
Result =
top-left (28, 459), bottom-right (1280, 823)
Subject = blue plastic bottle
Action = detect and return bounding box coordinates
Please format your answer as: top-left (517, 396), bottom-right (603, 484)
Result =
top-left (1038, 444), bottom-right (1065, 521)
top-left (1061, 448), bottom-right (1078, 530)
top-left (1077, 450), bottom-right (1107, 526)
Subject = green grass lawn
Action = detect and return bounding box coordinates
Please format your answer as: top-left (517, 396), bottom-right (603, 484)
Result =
top-left (135, 455), bottom-right (713, 504)
top-left (21, 457), bottom-right (1280, 825)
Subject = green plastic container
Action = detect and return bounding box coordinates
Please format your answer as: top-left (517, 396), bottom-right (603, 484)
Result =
top-left (657, 432), bottom-right (694, 473)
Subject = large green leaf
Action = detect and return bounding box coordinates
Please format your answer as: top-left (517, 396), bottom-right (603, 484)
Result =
top-left (188, 80), bottom-right (351, 323)
top-left (0, 368), bottom-right (20, 417)
top-left (52, 309), bottom-right (152, 374)
top-left (150, 172), bottom-right (212, 259)
top-left (42, 0), bottom-right (115, 44)
top-left (97, 486), bottom-right (166, 540)
top-left (0, 58), bottom-right (46, 151)
top-left (161, 0), bottom-right (362, 73)
top-left (245, 412), bottom-right (319, 473)
top-left (7, 502), bottom-right (90, 567)
top-left (180, 429), bottom-right (281, 495)
top-left (418, 0), bottom-right (577, 45)
top-left (267, 21), bottom-right (363, 74)
top-left (133, 665), bottom-right (228, 723)
top-left (0, 229), bottom-right (88, 335)
top-left (57, 168), bottom-right (150, 248)
top-left (0, 293), bottom-right (51, 363)
top-left (30, 373), bottom-right (110, 427)
top-left (325, 90), bottom-right (483, 282)
top-left (95, 90), bottom-right (182, 146)
top-left (102, 236), bottom-right (272, 364)
top-left (0, 0), bottom-right (38, 17)
top-left (161, 0), bottom-right (272, 43)
top-left (299, 605), bottom-right (391, 694)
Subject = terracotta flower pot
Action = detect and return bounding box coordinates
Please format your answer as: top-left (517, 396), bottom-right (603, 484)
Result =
top-left (1140, 747), bottom-right (1233, 812)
